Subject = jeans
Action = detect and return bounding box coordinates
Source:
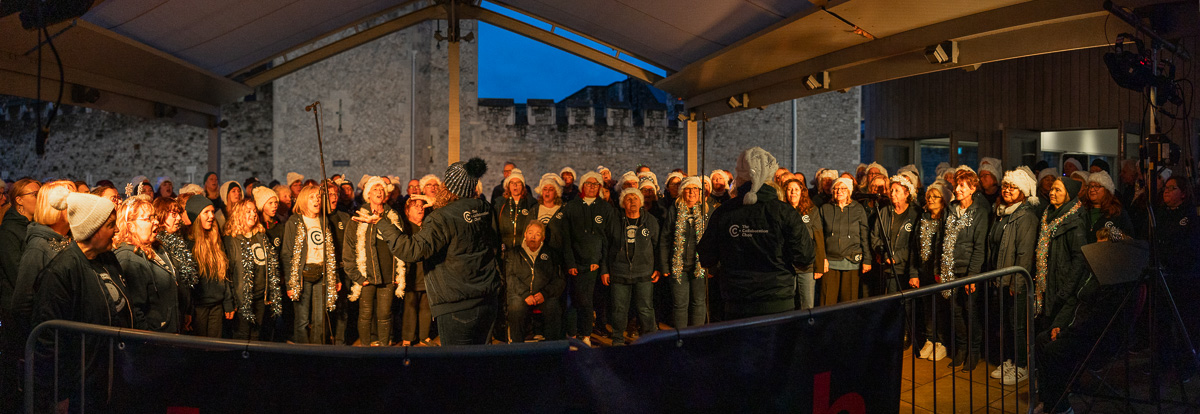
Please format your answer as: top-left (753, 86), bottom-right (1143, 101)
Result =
top-left (610, 280), bottom-right (656, 345)
top-left (671, 272), bottom-right (707, 328)
top-left (951, 288), bottom-right (983, 357)
top-left (795, 272), bottom-right (815, 310)
top-left (193, 304), bottom-right (224, 338)
top-left (401, 290), bottom-right (432, 343)
top-left (357, 283), bottom-right (395, 345)
top-left (507, 295), bottom-right (563, 342)
top-left (1010, 283), bottom-right (1029, 367)
top-left (293, 279), bottom-right (328, 344)
top-left (437, 299), bottom-right (497, 345)
top-left (570, 269), bottom-right (598, 339)
top-left (820, 269), bottom-right (860, 306)
top-left (234, 298), bottom-right (266, 340)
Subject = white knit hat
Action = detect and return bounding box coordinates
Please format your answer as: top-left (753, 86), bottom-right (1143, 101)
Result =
top-left (637, 171), bottom-right (658, 191)
top-left (358, 174), bottom-right (372, 190)
top-left (1037, 168), bottom-right (1059, 183)
top-left (619, 187), bottom-right (643, 206)
top-left (559, 167), bottom-right (577, 180)
top-left (817, 169), bottom-right (838, 181)
top-left (418, 174), bottom-right (441, 189)
top-left (978, 157), bottom-right (1003, 181)
top-left (666, 171), bottom-right (685, 186)
top-left (539, 173), bottom-right (563, 197)
top-left (833, 177), bottom-right (854, 193)
top-left (156, 176), bottom-right (172, 188)
top-left (51, 192), bottom-right (115, 240)
top-left (899, 171), bottom-right (920, 189)
top-left (178, 183), bottom-right (203, 196)
top-left (502, 168), bottom-right (526, 190)
top-left (1070, 170), bottom-right (1090, 182)
top-left (890, 175), bottom-right (917, 202)
top-left (679, 176), bottom-right (703, 191)
top-left (638, 177), bottom-right (658, 191)
top-left (935, 162), bottom-right (952, 179)
top-left (1064, 158), bottom-right (1083, 172)
top-left (897, 164), bottom-right (918, 175)
top-left (364, 176), bottom-right (391, 196)
top-left (620, 171), bottom-right (638, 185)
top-left (252, 186), bottom-right (277, 211)
top-left (1002, 167), bottom-right (1039, 205)
top-left (866, 162), bottom-right (889, 177)
top-left (287, 172), bottom-right (304, 185)
top-left (734, 147), bottom-right (779, 205)
top-left (580, 171), bottom-right (603, 186)
top-left (1087, 170), bottom-right (1116, 194)
top-left (709, 169), bottom-right (732, 182)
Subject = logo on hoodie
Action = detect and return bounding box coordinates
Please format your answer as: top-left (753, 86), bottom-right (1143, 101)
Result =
top-left (540, 253), bottom-right (549, 261)
top-left (729, 224), bottom-right (768, 238)
top-left (463, 210), bottom-right (490, 223)
top-left (594, 215), bottom-right (604, 224)
top-left (903, 223), bottom-right (913, 232)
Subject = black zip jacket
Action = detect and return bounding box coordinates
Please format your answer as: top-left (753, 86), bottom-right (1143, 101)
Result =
top-left (1042, 199), bottom-right (1089, 330)
top-left (698, 184), bottom-right (813, 315)
top-left (987, 202), bottom-right (1038, 288)
top-left (560, 197), bottom-right (617, 271)
top-left (0, 207), bottom-right (31, 309)
top-left (115, 245), bottom-right (181, 333)
top-left (11, 223), bottom-right (71, 339)
top-left (505, 245), bottom-right (566, 301)
top-left (820, 200), bottom-right (872, 264)
top-left (946, 198), bottom-right (989, 276)
top-left (871, 203), bottom-right (921, 279)
top-left (378, 196), bottom-right (501, 318)
top-left (495, 195), bottom-right (538, 252)
top-left (606, 211), bottom-right (661, 283)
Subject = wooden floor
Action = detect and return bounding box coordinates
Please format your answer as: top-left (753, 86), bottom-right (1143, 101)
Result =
top-left (897, 346), bottom-right (1200, 413)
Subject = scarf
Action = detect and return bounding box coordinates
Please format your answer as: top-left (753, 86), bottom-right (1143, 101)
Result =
top-left (1034, 201), bottom-right (1082, 314)
top-left (671, 203), bottom-right (709, 283)
top-left (158, 232), bottom-right (198, 287)
top-left (288, 217), bottom-right (339, 311)
top-left (939, 206), bottom-right (975, 298)
top-left (236, 233), bottom-right (282, 322)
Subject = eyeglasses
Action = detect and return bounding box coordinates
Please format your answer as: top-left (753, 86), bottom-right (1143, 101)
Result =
top-left (16, 191), bottom-right (37, 198)
top-left (1001, 184), bottom-right (1019, 191)
top-left (135, 216), bottom-right (159, 224)
top-left (1087, 184), bottom-right (1105, 189)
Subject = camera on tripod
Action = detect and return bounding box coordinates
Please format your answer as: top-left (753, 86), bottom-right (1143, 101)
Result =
top-left (1140, 134), bottom-right (1181, 166)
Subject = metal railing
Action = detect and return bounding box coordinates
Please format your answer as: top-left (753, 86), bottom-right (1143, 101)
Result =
top-left (24, 266), bottom-right (1034, 413)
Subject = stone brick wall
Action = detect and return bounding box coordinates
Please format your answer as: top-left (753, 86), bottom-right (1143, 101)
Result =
top-left (0, 99), bottom-right (270, 186)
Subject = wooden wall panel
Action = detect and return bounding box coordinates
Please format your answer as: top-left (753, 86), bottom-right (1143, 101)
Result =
top-left (862, 35), bottom-right (1199, 161)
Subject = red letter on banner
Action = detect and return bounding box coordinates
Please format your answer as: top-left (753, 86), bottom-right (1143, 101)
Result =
top-left (812, 371), bottom-right (866, 414)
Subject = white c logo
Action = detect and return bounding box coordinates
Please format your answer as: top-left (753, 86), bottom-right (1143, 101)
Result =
top-left (729, 225), bottom-right (741, 237)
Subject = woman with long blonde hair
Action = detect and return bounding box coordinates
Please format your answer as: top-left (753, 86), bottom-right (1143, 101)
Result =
top-left (184, 195), bottom-right (231, 337)
top-left (223, 199), bottom-right (282, 340)
top-left (114, 196), bottom-right (182, 333)
top-left (282, 184), bottom-right (338, 344)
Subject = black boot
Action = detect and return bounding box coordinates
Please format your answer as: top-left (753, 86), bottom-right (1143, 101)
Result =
top-left (948, 348), bottom-right (966, 368)
top-left (961, 351), bottom-right (981, 372)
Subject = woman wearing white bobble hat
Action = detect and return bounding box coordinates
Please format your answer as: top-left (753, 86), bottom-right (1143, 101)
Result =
top-left (985, 167), bottom-right (1040, 385)
top-left (818, 176), bottom-right (872, 306)
top-left (31, 191), bottom-right (141, 413)
top-left (535, 173), bottom-right (571, 253)
top-left (660, 176), bottom-right (711, 327)
top-left (342, 177), bottom-right (404, 346)
top-left (1081, 170), bottom-right (1132, 244)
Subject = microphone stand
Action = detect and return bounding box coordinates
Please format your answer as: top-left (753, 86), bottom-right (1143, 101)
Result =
top-left (305, 101), bottom-right (334, 344)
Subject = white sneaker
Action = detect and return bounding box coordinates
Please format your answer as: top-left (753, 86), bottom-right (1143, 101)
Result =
top-left (932, 343), bottom-right (948, 361)
top-left (918, 340), bottom-right (934, 360)
top-left (1002, 366), bottom-right (1028, 385)
top-left (991, 360), bottom-right (1013, 379)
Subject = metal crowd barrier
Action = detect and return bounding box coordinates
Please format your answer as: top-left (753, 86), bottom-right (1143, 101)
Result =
top-left (24, 266), bottom-right (1034, 413)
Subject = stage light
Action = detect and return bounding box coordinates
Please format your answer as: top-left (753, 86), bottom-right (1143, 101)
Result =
top-left (726, 93), bottom-right (748, 109)
top-left (924, 41), bottom-right (958, 64)
top-left (803, 72), bottom-right (829, 90)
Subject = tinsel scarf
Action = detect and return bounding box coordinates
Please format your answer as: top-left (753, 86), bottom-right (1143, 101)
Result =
top-left (938, 208), bottom-right (975, 298)
top-left (157, 232), bottom-right (198, 287)
top-left (288, 219), bottom-right (339, 311)
top-left (1033, 201), bottom-right (1082, 315)
top-left (671, 203), bottom-right (708, 283)
top-left (236, 233), bottom-right (283, 322)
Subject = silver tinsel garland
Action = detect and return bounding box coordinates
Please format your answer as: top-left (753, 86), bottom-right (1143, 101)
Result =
top-left (938, 210), bottom-right (974, 298)
top-left (236, 233), bottom-right (283, 322)
top-left (157, 232), bottom-right (198, 287)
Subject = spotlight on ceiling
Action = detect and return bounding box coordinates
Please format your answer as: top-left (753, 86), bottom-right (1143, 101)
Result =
top-left (924, 40), bottom-right (959, 64)
top-left (803, 72), bottom-right (829, 91)
top-left (726, 93), bottom-right (748, 109)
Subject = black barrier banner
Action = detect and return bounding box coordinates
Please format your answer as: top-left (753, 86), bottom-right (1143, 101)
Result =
top-left (567, 298), bottom-right (906, 413)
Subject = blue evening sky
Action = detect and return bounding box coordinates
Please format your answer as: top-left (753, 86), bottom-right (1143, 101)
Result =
top-left (476, 2), bottom-right (667, 103)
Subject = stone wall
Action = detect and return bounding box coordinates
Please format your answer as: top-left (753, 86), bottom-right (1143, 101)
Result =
top-left (0, 97), bottom-right (270, 186)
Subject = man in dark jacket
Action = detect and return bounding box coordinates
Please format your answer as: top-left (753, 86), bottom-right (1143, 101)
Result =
top-left (698, 148), bottom-right (814, 320)
top-left (371, 158), bottom-right (502, 345)
top-left (560, 171), bottom-right (616, 345)
top-left (604, 188), bottom-right (662, 345)
top-left (505, 221), bottom-right (566, 342)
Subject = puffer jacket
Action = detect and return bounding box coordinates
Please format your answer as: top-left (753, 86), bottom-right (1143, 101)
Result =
top-left (378, 196), bottom-right (501, 318)
top-left (988, 201), bottom-right (1038, 288)
top-left (1041, 198), bottom-right (1089, 330)
top-left (10, 223), bottom-right (72, 338)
